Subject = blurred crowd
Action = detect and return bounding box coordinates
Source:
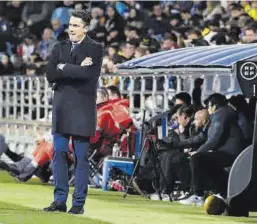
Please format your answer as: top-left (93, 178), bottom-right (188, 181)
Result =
top-left (1, 1), bottom-right (257, 76)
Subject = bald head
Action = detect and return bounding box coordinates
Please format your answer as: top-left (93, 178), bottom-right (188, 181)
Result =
top-left (194, 109), bottom-right (209, 128)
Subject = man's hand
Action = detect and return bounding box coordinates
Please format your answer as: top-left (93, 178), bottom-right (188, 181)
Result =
top-left (188, 151), bottom-right (197, 156)
top-left (57, 63), bottom-right (66, 70)
top-left (81, 57), bottom-right (93, 66)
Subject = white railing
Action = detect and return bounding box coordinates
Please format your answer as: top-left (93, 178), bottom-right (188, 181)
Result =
top-left (0, 72), bottom-right (240, 155)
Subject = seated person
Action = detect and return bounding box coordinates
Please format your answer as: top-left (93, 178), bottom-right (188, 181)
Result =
top-left (180, 93), bottom-right (245, 206)
top-left (149, 105), bottom-right (196, 201)
top-left (90, 88), bottom-right (120, 162)
top-left (106, 85), bottom-right (135, 156)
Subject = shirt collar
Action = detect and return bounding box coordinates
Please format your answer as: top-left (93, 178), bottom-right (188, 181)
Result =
top-left (72, 35), bottom-right (86, 45)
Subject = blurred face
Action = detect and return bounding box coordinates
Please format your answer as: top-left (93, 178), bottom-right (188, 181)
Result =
top-left (107, 7), bottom-right (115, 18)
top-left (51, 19), bottom-right (61, 31)
top-left (188, 33), bottom-right (198, 41)
top-left (153, 5), bottom-right (162, 17)
top-left (208, 103), bottom-right (216, 115)
top-left (177, 112), bottom-right (190, 127)
top-left (91, 8), bottom-right (98, 19)
top-left (135, 50), bottom-right (142, 58)
top-left (231, 9), bottom-right (241, 18)
top-left (175, 98), bottom-right (184, 105)
top-left (108, 47), bottom-right (116, 57)
top-left (162, 39), bottom-right (173, 50)
top-left (244, 29), bottom-right (257, 43)
top-left (12, 1), bottom-right (21, 7)
top-left (68, 16), bottom-right (86, 42)
top-left (42, 28), bottom-right (53, 41)
top-left (194, 112), bottom-right (205, 128)
top-left (96, 91), bottom-right (108, 104)
top-left (170, 18), bottom-right (179, 27)
top-left (1, 55), bottom-right (9, 65)
top-left (63, 1), bottom-right (74, 6)
top-left (24, 38), bottom-right (33, 45)
top-left (124, 43), bottom-right (135, 58)
top-left (130, 8), bottom-right (136, 18)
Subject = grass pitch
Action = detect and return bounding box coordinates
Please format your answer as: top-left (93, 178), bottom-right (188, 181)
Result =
top-left (0, 172), bottom-right (256, 224)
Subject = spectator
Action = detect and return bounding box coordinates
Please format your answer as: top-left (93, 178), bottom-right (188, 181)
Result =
top-left (17, 34), bottom-right (37, 64)
top-left (174, 92), bottom-right (192, 106)
top-left (242, 26), bottom-right (257, 43)
top-left (105, 5), bottom-right (125, 46)
top-left (186, 29), bottom-right (210, 47)
top-left (5, 1), bottom-right (24, 28)
top-left (21, 2), bottom-right (56, 38)
top-left (50, 1), bottom-right (73, 26)
top-left (134, 47), bottom-right (148, 58)
top-left (36, 28), bottom-right (58, 60)
top-left (0, 54), bottom-right (14, 75)
top-left (161, 33), bottom-right (179, 51)
top-left (51, 18), bottom-right (68, 41)
top-left (145, 4), bottom-right (169, 36)
top-left (0, 9), bottom-right (13, 54)
top-left (192, 78), bottom-right (204, 111)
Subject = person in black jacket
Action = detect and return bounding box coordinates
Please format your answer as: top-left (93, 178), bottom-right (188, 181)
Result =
top-left (152, 108), bottom-right (209, 201)
top-left (180, 93), bottom-right (245, 206)
top-left (44, 11), bottom-right (104, 215)
top-left (156, 105), bottom-right (195, 201)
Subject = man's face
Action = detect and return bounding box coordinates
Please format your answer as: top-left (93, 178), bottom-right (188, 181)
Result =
top-left (42, 28), bottom-right (53, 41)
top-left (124, 43), bottom-right (135, 58)
top-left (245, 29), bottom-right (257, 43)
top-left (177, 112), bottom-right (190, 127)
top-left (51, 19), bottom-right (61, 31)
top-left (153, 5), bottom-right (162, 17)
top-left (175, 98), bottom-right (184, 105)
top-left (188, 33), bottom-right (198, 41)
top-left (162, 39), bottom-right (173, 51)
top-left (68, 16), bottom-right (86, 42)
top-left (107, 7), bottom-right (115, 18)
top-left (194, 113), bottom-right (205, 128)
top-left (208, 103), bottom-right (216, 115)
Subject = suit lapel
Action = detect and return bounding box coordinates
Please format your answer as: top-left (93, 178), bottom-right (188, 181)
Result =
top-left (62, 40), bottom-right (73, 63)
top-left (72, 36), bottom-right (91, 61)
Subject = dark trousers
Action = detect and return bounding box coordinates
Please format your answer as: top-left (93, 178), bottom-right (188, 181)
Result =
top-left (53, 133), bottom-right (89, 207)
top-left (160, 150), bottom-right (191, 194)
top-left (190, 151), bottom-right (235, 196)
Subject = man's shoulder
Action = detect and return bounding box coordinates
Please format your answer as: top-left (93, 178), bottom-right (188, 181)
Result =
top-left (85, 36), bottom-right (103, 49)
top-left (52, 40), bottom-right (69, 49)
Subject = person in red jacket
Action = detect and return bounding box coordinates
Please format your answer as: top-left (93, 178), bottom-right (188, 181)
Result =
top-left (106, 85), bottom-right (136, 156)
top-left (90, 88), bottom-right (120, 162)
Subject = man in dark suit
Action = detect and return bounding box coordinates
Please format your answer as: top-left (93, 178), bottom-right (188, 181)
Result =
top-left (44, 10), bottom-right (104, 214)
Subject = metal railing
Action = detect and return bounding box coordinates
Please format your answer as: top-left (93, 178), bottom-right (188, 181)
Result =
top-left (0, 72), bottom-right (240, 154)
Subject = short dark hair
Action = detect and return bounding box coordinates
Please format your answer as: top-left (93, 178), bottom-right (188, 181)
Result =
top-left (177, 105), bottom-right (194, 118)
top-left (175, 92), bottom-right (191, 105)
top-left (245, 26), bottom-right (257, 33)
top-left (106, 85), bottom-right (121, 98)
top-left (71, 10), bottom-right (92, 26)
top-left (207, 93), bottom-right (227, 109)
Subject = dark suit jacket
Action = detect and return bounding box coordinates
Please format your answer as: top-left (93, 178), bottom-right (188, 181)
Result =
top-left (46, 36), bottom-right (104, 137)
top-left (173, 124), bottom-right (209, 151)
top-left (197, 105), bottom-right (244, 157)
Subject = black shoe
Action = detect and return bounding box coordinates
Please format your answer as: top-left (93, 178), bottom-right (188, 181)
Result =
top-left (68, 206), bottom-right (84, 215)
top-left (43, 202), bottom-right (67, 213)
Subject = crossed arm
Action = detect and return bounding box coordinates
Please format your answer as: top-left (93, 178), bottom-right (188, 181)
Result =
top-left (46, 44), bottom-right (104, 83)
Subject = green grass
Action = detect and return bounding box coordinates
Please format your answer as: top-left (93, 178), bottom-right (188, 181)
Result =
top-left (0, 171), bottom-right (257, 224)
